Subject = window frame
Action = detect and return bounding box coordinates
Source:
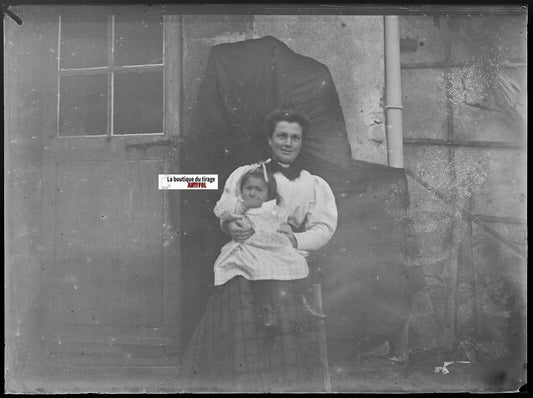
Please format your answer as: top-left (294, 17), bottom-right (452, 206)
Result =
top-left (56, 12), bottom-right (168, 138)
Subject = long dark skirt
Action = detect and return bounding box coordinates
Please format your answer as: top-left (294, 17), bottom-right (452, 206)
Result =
top-left (179, 276), bottom-right (322, 392)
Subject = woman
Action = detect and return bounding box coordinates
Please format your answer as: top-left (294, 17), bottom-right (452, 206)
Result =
top-left (180, 108), bottom-right (338, 392)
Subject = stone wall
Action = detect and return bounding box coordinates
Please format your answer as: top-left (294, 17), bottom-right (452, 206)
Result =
top-left (400, 15), bottom-right (527, 366)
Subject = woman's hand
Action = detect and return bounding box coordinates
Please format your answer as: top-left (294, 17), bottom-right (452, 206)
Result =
top-left (278, 222), bottom-right (297, 248)
top-left (225, 219), bottom-right (254, 243)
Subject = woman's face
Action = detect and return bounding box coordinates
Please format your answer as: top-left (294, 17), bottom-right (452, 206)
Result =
top-left (268, 121), bottom-right (303, 164)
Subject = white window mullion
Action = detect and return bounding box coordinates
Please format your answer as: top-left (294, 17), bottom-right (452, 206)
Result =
top-left (108, 14), bottom-right (115, 136)
top-left (162, 15), bottom-right (167, 136)
top-left (56, 11), bottom-right (165, 138)
top-left (163, 15), bottom-right (181, 138)
top-left (56, 15), bottom-right (62, 137)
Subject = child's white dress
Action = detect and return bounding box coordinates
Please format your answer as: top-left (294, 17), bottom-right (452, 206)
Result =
top-left (213, 199), bottom-right (309, 286)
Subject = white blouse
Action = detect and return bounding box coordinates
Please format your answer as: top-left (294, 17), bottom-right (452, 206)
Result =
top-left (214, 163), bottom-right (338, 251)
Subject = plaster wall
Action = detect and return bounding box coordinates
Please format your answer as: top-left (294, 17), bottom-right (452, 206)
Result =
top-left (182, 15), bottom-right (386, 164)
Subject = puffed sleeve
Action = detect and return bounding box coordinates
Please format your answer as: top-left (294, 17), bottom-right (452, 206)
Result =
top-left (213, 164), bottom-right (257, 222)
top-left (293, 176), bottom-right (338, 251)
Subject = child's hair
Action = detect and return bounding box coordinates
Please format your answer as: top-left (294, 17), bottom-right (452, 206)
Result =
top-left (240, 167), bottom-right (279, 203)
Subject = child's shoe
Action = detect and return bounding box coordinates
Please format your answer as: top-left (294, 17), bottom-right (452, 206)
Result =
top-left (301, 295), bottom-right (326, 319)
top-left (291, 296), bottom-right (326, 331)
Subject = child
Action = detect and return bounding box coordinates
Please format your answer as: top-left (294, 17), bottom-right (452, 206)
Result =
top-left (213, 166), bottom-right (320, 329)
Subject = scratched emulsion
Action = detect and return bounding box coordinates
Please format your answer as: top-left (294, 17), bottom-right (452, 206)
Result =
top-left (399, 16), bottom-right (526, 382)
top-left (447, 17), bottom-right (526, 142)
top-left (5, 9), bottom-right (527, 392)
top-left (384, 143), bottom-right (489, 352)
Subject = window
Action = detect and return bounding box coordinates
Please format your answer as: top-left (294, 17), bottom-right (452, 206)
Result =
top-left (58, 12), bottom-right (165, 136)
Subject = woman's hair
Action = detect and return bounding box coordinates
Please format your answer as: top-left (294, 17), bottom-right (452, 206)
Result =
top-left (240, 167), bottom-right (278, 202)
top-left (265, 108), bottom-right (311, 138)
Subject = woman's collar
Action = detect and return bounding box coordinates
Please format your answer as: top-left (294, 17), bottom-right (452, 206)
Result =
top-left (265, 157), bottom-right (303, 180)
top-left (266, 157), bottom-right (291, 168)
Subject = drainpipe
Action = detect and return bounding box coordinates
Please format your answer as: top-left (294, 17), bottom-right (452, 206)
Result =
top-left (384, 15), bottom-right (409, 359)
top-left (384, 16), bottom-right (404, 168)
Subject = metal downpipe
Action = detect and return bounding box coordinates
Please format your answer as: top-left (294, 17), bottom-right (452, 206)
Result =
top-left (384, 16), bottom-right (404, 168)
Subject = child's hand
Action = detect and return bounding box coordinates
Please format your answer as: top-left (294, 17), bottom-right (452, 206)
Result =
top-left (239, 216), bottom-right (252, 229)
top-left (234, 199), bottom-right (248, 215)
top-left (241, 197), bottom-right (257, 210)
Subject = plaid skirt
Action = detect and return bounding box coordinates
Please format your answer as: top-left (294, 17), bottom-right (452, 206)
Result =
top-left (178, 276), bottom-right (322, 392)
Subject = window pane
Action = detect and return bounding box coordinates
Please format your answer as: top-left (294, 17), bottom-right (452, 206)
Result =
top-left (115, 15), bottom-right (163, 66)
top-left (61, 14), bottom-right (108, 69)
top-left (114, 71), bottom-right (163, 135)
top-left (59, 74), bottom-right (107, 136)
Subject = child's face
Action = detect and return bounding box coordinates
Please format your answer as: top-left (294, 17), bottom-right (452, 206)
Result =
top-left (241, 176), bottom-right (269, 209)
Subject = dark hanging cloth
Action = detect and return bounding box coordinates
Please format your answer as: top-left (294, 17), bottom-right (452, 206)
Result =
top-left (181, 35), bottom-right (424, 357)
